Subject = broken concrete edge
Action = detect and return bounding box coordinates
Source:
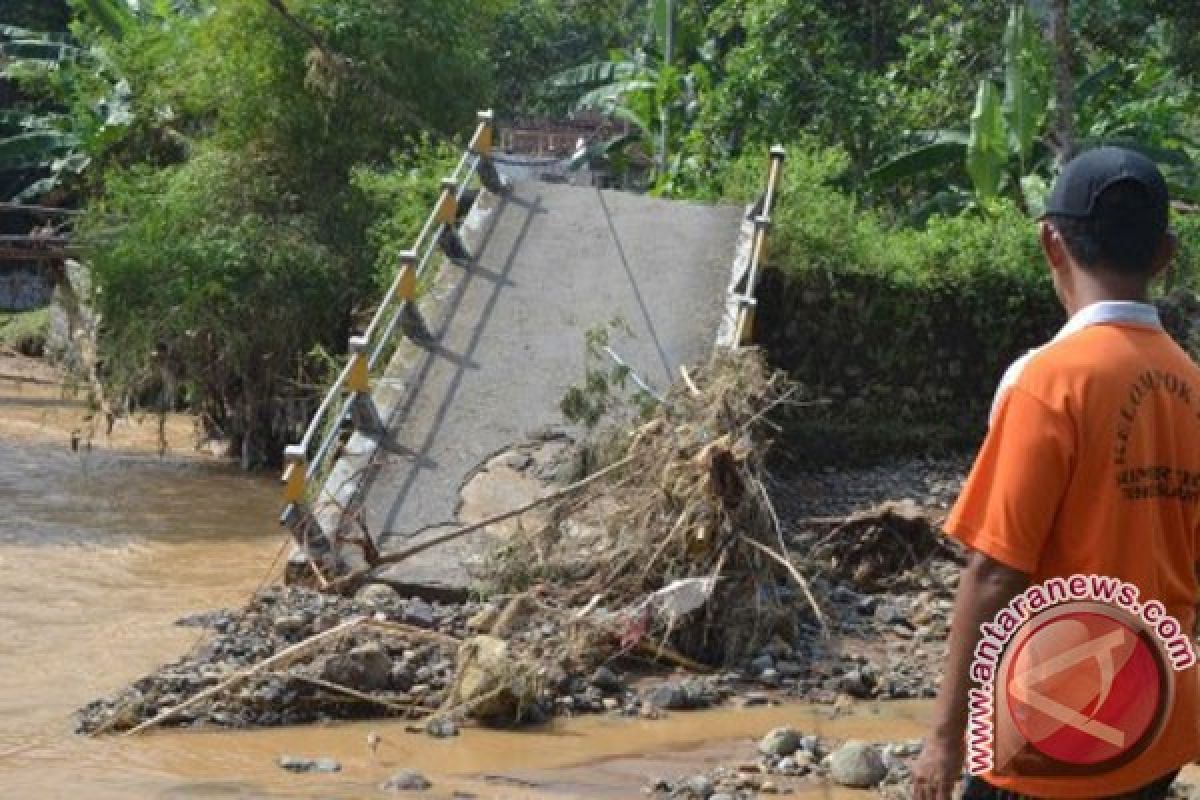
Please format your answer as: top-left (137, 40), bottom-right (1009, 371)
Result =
top-left (286, 187), bottom-right (509, 587)
top-left (714, 207), bottom-right (757, 350)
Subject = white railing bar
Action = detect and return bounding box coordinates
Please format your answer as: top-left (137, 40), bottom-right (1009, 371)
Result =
top-left (307, 393), bottom-right (356, 482)
top-left (298, 356), bottom-right (356, 454)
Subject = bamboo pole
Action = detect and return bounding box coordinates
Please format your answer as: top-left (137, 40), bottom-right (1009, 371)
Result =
top-left (123, 616), bottom-right (368, 736)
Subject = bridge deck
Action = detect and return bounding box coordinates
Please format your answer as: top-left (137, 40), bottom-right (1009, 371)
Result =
top-left (357, 180), bottom-right (744, 595)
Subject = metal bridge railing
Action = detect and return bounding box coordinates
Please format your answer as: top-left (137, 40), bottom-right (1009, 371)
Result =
top-left (733, 145), bottom-right (786, 346)
top-left (281, 110), bottom-right (506, 546)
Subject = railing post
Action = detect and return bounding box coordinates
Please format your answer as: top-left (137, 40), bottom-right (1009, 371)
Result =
top-left (394, 249), bottom-right (431, 343)
top-left (435, 178), bottom-right (459, 225)
top-left (437, 177), bottom-right (473, 263)
top-left (282, 444), bottom-right (308, 507)
top-left (735, 145), bottom-right (786, 348)
top-left (472, 109), bottom-right (509, 195)
top-left (348, 335), bottom-right (384, 435)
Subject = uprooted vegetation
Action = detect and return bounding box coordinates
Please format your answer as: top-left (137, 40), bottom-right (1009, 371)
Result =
top-left (481, 348), bottom-right (826, 667)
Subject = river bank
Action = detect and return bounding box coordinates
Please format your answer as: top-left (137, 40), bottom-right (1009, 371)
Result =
top-left (0, 349), bottom-right (221, 456)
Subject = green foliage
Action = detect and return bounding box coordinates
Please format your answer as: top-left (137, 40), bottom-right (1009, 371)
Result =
top-left (351, 136), bottom-right (461, 290)
top-left (560, 320), bottom-right (657, 430)
top-left (82, 146), bottom-right (349, 459)
top-left (0, 307), bottom-right (49, 355)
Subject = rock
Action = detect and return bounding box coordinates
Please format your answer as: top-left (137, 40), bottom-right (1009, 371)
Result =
top-left (759, 727), bottom-right (801, 757)
top-left (829, 741), bottom-right (887, 788)
top-left (874, 603), bottom-right (905, 626)
top-left (278, 755), bottom-right (341, 773)
top-left (321, 641), bottom-right (393, 691)
top-left (776, 660), bottom-right (804, 678)
top-left (382, 769), bottom-right (432, 791)
top-left (750, 654), bottom-right (774, 673)
top-left (590, 666), bottom-right (623, 693)
top-left (425, 717), bottom-right (459, 738)
top-left (447, 636), bottom-right (532, 721)
top-left (273, 614), bottom-right (308, 638)
top-left (404, 599), bottom-right (436, 629)
top-left (684, 774), bottom-right (714, 798)
top-left (740, 692), bottom-right (770, 708)
top-left (840, 669), bottom-right (874, 698)
top-left (645, 683), bottom-right (688, 710)
top-left (680, 678), bottom-right (717, 709)
top-left (758, 668), bottom-right (781, 687)
top-left (355, 583), bottom-right (400, 608)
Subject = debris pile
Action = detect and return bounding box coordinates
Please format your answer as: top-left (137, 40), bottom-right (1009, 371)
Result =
top-left (479, 350), bottom-right (823, 675)
top-left (806, 500), bottom-right (964, 592)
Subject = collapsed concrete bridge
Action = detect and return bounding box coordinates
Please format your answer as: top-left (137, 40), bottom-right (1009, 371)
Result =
top-left (280, 111), bottom-right (785, 597)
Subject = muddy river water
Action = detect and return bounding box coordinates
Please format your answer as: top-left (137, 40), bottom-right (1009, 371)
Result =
top-left (0, 369), bottom-right (942, 799)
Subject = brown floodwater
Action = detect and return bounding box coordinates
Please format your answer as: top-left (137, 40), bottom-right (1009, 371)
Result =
top-left (0, 414), bottom-right (935, 800)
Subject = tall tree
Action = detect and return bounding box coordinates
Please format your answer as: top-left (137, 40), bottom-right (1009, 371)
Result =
top-left (1051, 0), bottom-right (1075, 162)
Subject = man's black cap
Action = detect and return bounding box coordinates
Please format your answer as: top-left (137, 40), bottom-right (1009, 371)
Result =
top-left (1042, 146), bottom-right (1169, 226)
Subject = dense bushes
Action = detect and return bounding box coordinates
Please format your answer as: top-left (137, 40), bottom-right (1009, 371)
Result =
top-left (85, 147), bottom-right (352, 464)
top-left (723, 143), bottom-right (1200, 463)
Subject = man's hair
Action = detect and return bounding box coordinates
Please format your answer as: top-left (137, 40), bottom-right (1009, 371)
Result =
top-left (1044, 179), bottom-right (1167, 276)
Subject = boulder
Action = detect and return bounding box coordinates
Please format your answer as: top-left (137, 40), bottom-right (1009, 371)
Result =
top-left (355, 583), bottom-right (400, 609)
top-left (829, 740), bottom-right (887, 788)
top-left (446, 635), bottom-right (534, 721)
top-left (320, 641), bottom-right (393, 691)
top-left (382, 769), bottom-right (432, 791)
top-left (758, 727), bottom-right (801, 757)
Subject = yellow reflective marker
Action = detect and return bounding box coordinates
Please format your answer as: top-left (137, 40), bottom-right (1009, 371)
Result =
top-left (347, 350), bottom-right (370, 394)
top-left (397, 262), bottom-right (416, 301)
top-left (435, 182), bottom-right (458, 225)
top-left (283, 460), bottom-right (307, 503)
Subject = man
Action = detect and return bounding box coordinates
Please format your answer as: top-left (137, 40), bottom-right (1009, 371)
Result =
top-left (913, 147), bottom-right (1200, 799)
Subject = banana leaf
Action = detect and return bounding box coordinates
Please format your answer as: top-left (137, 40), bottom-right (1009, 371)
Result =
top-left (967, 81), bottom-right (1008, 201)
top-left (567, 133), bottom-right (639, 172)
top-left (1002, 4), bottom-right (1046, 168)
top-left (867, 131), bottom-right (969, 184)
top-left (575, 80), bottom-right (658, 112)
top-left (547, 61), bottom-right (645, 91)
top-left (0, 131), bottom-right (78, 172)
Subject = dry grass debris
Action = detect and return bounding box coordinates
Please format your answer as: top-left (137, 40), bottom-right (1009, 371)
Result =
top-left (480, 349), bottom-right (822, 669)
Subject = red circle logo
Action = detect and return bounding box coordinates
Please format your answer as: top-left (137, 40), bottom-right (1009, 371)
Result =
top-left (1001, 606), bottom-right (1169, 769)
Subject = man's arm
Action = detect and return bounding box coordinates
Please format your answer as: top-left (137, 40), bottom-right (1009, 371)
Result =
top-left (913, 550), bottom-right (1030, 800)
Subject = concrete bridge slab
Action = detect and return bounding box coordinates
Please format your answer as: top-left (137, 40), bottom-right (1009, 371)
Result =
top-left (357, 181), bottom-right (743, 596)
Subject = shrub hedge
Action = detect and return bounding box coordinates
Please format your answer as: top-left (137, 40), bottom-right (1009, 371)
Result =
top-left (723, 142), bottom-right (1200, 465)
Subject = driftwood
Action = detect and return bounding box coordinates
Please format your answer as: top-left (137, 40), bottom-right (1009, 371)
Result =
top-left (329, 454), bottom-right (635, 592)
top-left (742, 536), bottom-right (830, 636)
top-left (285, 674), bottom-right (433, 716)
top-left (361, 618), bottom-right (462, 647)
top-left (123, 617), bottom-right (368, 736)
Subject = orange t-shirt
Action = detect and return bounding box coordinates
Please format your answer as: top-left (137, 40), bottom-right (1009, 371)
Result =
top-left (946, 302), bottom-right (1200, 798)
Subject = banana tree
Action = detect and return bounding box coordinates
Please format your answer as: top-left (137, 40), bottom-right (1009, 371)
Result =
top-left (0, 0), bottom-right (156, 201)
top-left (871, 3), bottom-right (1195, 216)
top-left (546, 0), bottom-right (711, 189)
top-left (869, 4), bottom-right (1052, 215)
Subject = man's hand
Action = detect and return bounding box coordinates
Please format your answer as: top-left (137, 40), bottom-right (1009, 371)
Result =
top-left (912, 550), bottom-right (1029, 799)
top-left (912, 734), bottom-right (965, 800)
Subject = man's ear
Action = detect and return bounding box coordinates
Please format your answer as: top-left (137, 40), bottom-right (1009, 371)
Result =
top-left (1039, 220), bottom-right (1069, 276)
top-left (1150, 230), bottom-right (1179, 280)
